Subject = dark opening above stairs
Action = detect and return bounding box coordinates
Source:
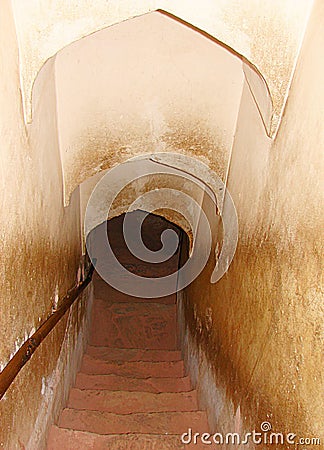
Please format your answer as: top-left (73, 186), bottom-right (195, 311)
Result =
top-left (47, 212), bottom-right (208, 450)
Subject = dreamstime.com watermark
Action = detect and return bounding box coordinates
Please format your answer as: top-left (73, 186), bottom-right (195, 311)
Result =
top-left (181, 422), bottom-right (321, 447)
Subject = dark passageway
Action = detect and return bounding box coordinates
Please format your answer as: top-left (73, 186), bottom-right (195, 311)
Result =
top-left (48, 212), bottom-right (207, 449)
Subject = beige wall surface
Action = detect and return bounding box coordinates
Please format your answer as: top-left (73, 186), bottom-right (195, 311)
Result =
top-left (181, 0), bottom-right (323, 441)
top-left (55, 11), bottom-right (244, 204)
top-left (0, 2), bottom-right (92, 448)
top-left (12, 0), bottom-right (312, 135)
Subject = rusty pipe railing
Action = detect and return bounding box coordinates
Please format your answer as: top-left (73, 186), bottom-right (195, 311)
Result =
top-left (0, 263), bottom-right (95, 400)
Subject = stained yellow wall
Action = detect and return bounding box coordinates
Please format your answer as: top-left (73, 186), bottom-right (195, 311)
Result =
top-left (0, 2), bottom-right (93, 448)
top-left (180, 0), bottom-right (323, 441)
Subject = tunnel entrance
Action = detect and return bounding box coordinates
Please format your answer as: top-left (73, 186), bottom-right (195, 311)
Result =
top-left (49, 211), bottom-right (210, 444)
top-left (88, 210), bottom-right (190, 303)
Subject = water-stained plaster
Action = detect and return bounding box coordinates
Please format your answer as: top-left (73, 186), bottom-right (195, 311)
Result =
top-left (0, 2), bottom-right (92, 448)
top-left (54, 12), bottom-right (244, 204)
top-left (178, 2), bottom-right (323, 441)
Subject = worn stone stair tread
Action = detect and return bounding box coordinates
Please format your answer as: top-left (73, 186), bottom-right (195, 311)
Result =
top-left (59, 409), bottom-right (209, 435)
top-left (90, 300), bottom-right (178, 350)
top-left (67, 388), bottom-right (198, 413)
top-left (85, 346), bottom-right (182, 362)
top-left (75, 373), bottom-right (192, 392)
top-left (81, 354), bottom-right (185, 377)
top-left (47, 426), bottom-right (207, 450)
top-left (93, 278), bottom-right (177, 304)
top-left (93, 276), bottom-right (177, 305)
top-left (95, 294), bottom-right (176, 305)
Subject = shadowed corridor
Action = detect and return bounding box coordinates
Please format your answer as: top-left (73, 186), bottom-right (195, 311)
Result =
top-left (47, 212), bottom-right (208, 449)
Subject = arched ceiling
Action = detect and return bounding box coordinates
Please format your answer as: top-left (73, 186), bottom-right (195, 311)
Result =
top-left (52, 11), bottom-right (246, 202)
top-left (11, 0), bottom-right (313, 136)
top-left (29, 11), bottom-right (274, 206)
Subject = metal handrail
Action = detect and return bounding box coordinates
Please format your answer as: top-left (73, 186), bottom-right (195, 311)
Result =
top-left (0, 264), bottom-right (95, 400)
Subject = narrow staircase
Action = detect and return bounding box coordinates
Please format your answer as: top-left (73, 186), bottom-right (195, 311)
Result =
top-left (47, 213), bottom-right (209, 449)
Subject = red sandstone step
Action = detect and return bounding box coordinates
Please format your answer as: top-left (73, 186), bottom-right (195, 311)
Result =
top-left (80, 355), bottom-right (184, 378)
top-left (95, 260), bottom-right (178, 277)
top-left (86, 346), bottom-right (182, 361)
top-left (75, 373), bottom-right (192, 393)
top-left (59, 409), bottom-right (208, 435)
top-left (93, 277), bottom-right (176, 304)
top-left (90, 301), bottom-right (178, 350)
top-left (47, 426), bottom-right (207, 449)
top-left (67, 389), bottom-right (198, 413)
top-left (112, 262), bottom-right (179, 278)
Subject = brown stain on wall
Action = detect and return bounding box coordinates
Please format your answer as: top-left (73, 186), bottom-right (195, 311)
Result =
top-left (0, 237), bottom-right (79, 363)
top-left (53, 12), bottom-right (243, 203)
top-left (64, 118), bottom-right (229, 204)
top-left (183, 219), bottom-right (323, 440)
top-left (179, 0), bottom-right (323, 443)
top-left (0, 285), bottom-right (92, 449)
top-left (0, 2), bottom-right (92, 448)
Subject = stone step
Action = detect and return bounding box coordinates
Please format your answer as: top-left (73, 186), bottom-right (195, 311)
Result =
top-left (85, 346), bottom-right (182, 362)
top-left (75, 373), bottom-right (192, 393)
top-left (90, 301), bottom-right (178, 350)
top-left (112, 262), bottom-right (179, 278)
top-left (80, 355), bottom-right (185, 378)
top-left (59, 409), bottom-right (209, 435)
top-left (47, 212), bottom-right (207, 450)
top-left (47, 426), bottom-right (207, 449)
top-left (93, 274), bottom-right (176, 304)
top-left (67, 389), bottom-right (198, 413)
